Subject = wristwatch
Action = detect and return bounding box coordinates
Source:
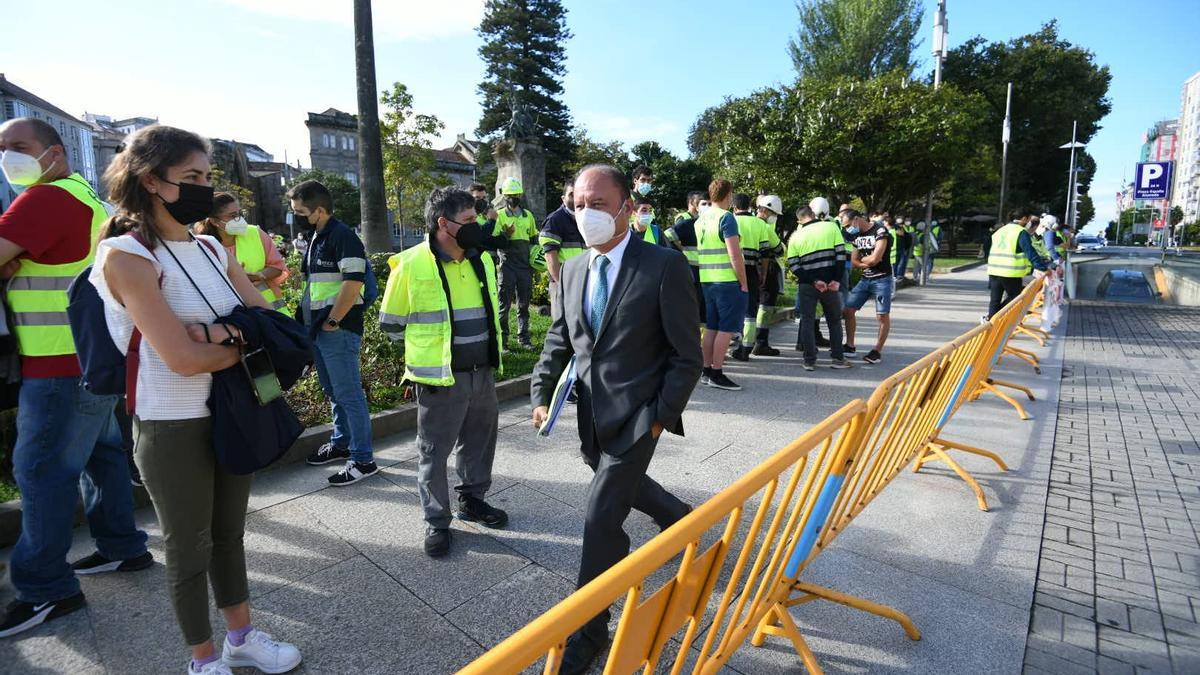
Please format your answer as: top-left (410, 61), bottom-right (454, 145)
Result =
top-left (326, 317), bottom-right (341, 329)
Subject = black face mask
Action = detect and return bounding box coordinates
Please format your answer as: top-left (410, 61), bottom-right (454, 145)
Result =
top-left (454, 221), bottom-right (484, 250)
top-left (475, 199), bottom-right (489, 215)
top-left (506, 196), bottom-right (521, 209)
top-left (159, 180), bottom-right (214, 225)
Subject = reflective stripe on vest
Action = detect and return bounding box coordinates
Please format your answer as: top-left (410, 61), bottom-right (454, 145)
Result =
top-left (379, 242), bottom-right (502, 386)
top-left (697, 208), bottom-right (738, 283)
top-left (234, 225), bottom-right (288, 313)
top-left (987, 223), bottom-right (1032, 278)
top-left (10, 174), bottom-right (106, 357)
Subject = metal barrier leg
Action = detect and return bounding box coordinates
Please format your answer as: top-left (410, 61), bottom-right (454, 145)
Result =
top-left (989, 378), bottom-right (1036, 401)
top-left (919, 442), bottom-right (994, 511)
top-left (783, 581), bottom-right (922, 641)
top-left (751, 604), bottom-right (824, 674)
top-left (1015, 325), bottom-right (1048, 346)
top-left (1003, 345), bottom-right (1041, 374)
top-left (977, 381), bottom-right (1031, 420)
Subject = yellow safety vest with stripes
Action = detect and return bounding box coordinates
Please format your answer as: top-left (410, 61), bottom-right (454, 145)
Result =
top-left (697, 207), bottom-right (739, 283)
top-left (379, 241), bottom-right (503, 386)
top-left (785, 220), bottom-right (846, 279)
top-left (9, 174), bottom-right (106, 358)
top-left (233, 224), bottom-right (289, 314)
top-left (987, 223), bottom-right (1032, 278)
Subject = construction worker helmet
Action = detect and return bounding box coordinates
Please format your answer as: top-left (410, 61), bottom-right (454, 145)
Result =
top-left (809, 197), bottom-right (830, 218)
top-left (756, 194), bottom-right (783, 216)
top-left (501, 177), bottom-right (524, 195)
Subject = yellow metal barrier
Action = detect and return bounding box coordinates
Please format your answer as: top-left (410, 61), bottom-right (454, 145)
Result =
top-left (461, 276), bottom-right (1053, 673)
top-left (458, 402), bottom-right (870, 675)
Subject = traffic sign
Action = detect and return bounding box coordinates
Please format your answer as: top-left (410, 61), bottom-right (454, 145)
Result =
top-left (1133, 161), bottom-right (1173, 200)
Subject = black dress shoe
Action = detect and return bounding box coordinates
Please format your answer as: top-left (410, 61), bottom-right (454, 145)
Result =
top-left (815, 335), bottom-right (831, 348)
top-left (560, 631), bottom-right (606, 675)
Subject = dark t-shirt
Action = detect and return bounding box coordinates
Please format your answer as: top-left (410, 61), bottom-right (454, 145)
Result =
top-left (851, 223), bottom-right (892, 279)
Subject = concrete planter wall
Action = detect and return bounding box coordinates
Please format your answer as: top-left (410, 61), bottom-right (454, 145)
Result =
top-left (0, 375), bottom-right (534, 549)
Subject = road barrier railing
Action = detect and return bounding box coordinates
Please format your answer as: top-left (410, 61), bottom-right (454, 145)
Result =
top-left (460, 277), bottom-right (1050, 674)
top-left (458, 401), bottom-right (870, 675)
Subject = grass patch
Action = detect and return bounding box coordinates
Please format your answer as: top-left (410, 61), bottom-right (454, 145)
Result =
top-left (932, 256), bottom-right (982, 271)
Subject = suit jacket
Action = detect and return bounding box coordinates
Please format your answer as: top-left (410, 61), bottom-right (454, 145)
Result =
top-left (531, 233), bottom-right (703, 456)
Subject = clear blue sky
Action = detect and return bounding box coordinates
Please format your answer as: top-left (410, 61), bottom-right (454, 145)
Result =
top-left (3, 0), bottom-right (1198, 231)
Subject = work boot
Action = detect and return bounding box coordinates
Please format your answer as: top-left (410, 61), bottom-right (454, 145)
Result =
top-left (729, 346), bottom-right (750, 362)
top-left (751, 329), bottom-right (780, 356)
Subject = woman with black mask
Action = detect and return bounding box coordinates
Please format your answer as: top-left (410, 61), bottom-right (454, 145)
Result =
top-left (90, 125), bottom-right (301, 675)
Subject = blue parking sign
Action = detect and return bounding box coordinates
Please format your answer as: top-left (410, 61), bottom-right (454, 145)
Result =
top-left (1133, 161), bottom-right (1173, 200)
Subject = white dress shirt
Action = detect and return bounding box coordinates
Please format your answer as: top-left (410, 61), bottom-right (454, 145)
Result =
top-left (583, 228), bottom-right (633, 320)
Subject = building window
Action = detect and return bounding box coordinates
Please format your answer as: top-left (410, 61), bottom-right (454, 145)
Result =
top-left (345, 171), bottom-right (358, 187)
top-left (340, 135), bottom-right (347, 151)
top-left (348, 136), bottom-right (355, 151)
top-left (322, 133), bottom-right (331, 148)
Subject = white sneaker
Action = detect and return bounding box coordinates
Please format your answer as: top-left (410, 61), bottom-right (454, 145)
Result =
top-left (222, 629), bottom-right (302, 674)
top-left (189, 658), bottom-right (233, 674)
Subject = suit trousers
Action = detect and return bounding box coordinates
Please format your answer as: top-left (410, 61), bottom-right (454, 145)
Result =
top-left (577, 430), bottom-right (688, 638)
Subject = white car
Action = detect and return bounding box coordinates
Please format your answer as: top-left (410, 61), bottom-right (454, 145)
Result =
top-left (1074, 235), bottom-right (1105, 252)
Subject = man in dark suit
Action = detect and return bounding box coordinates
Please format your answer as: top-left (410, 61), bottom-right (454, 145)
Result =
top-left (531, 164), bottom-right (703, 674)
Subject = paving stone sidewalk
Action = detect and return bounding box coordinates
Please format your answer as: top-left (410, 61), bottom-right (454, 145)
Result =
top-left (1024, 303), bottom-right (1200, 675)
top-left (1, 269), bottom-right (1068, 674)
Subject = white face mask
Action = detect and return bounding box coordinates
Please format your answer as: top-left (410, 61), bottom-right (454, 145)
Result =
top-left (698, 203), bottom-right (711, 214)
top-left (637, 212), bottom-right (653, 226)
top-left (0, 148), bottom-right (53, 187)
top-left (224, 216), bottom-right (250, 235)
top-left (578, 204), bottom-right (625, 247)
top-left (764, 213), bottom-right (778, 225)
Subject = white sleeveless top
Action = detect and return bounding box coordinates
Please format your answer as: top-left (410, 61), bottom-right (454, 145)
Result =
top-left (90, 234), bottom-right (243, 421)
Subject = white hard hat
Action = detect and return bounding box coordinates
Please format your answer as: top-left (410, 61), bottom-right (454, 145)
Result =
top-left (757, 194), bottom-right (783, 216)
top-left (809, 197), bottom-right (830, 217)
top-left (1042, 214), bottom-right (1059, 229)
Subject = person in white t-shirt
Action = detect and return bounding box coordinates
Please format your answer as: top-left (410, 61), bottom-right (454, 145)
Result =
top-left (91, 124), bottom-right (301, 675)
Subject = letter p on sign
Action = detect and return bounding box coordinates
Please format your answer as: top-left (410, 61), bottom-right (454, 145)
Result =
top-left (1141, 164), bottom-right (1163, 188)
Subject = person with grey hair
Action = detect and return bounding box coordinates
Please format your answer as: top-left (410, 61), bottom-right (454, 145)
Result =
top-left (380, 186), bottom-right (507, 558)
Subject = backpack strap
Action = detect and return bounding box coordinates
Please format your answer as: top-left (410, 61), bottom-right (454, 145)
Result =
top-left (123, 231), bottom-right (162, 416)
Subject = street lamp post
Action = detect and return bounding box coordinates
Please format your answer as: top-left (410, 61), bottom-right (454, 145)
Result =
top-left (1059, 121), bottom-right (1085, 230)
top-left (997, 82), bottom-right (1013, 227)
top-left (918, 0), bottom-right (948, 286)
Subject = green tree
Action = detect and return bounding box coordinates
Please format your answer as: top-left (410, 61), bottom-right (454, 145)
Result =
top-left (942, 21), bottom-right (1112, 219)
top-left (1170, 205), bottom-right (1185, 226)
top-left (211, 166), bottom-right (255, 209)
top-left (693, 73), bottom-right (982, 214)
top-left (564, 128), bottom-right (628, 179)
top-left (290, 169), bottom-right (361, 227)
top-left (1104, 220), bottom-right (1117, 242)
top-left (476, 0), bottom-right (574, 210)
top-left (379, 82), bottom-right (445, 233)
top-left (788, 0), bottom-right (923, 79)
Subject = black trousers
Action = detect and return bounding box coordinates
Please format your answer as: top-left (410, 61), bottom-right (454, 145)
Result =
top-left (988, 275), bottom-right (1024, 318)
top-left (743, 264), bottom-right (761, 321)
top-left (577, 430), bottom-right (688, 638)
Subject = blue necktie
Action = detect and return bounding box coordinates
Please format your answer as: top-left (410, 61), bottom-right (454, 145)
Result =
top-left (590, 255), bottom-right (610, 334)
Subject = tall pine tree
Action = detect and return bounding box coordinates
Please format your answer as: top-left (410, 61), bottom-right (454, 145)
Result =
top-left (788, 0), bottom-right (923, 80)
top-left (476, 0), bottom-right (574, 210)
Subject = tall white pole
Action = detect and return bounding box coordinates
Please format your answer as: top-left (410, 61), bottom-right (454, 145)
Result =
top-left (918, 0), bottom-right (947, 286)
top-left (997, 82), bottom-right (1013, 226)
top-left (1064, 120), bottom-right (1077, 227)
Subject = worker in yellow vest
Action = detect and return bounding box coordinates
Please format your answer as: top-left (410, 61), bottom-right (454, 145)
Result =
top-left (696, 178), bottom-right (748, 391)
top-left (380, 186), bottom-right (508, 558)
top-left (0, 117), bottom-right (150, 637)
top-left (631, 197), bottom-right (667, 247)
top-left (987, 209), bottom-right (1052, 318)
top-left (195, 193), bottom-right (290, 314)
top-left (495, 177), bottom-right (537, 349)
top-left (752, 194), bottom-right (786, 356)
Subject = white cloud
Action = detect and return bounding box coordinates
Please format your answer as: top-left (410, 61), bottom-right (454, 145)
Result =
top-left (576, 111), bottom-right (683, 152)
top-left (215, 0), bottom-right (484, 41)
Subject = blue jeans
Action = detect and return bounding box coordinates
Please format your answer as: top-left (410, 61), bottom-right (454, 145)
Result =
top-left (313, 329), bottom-right (374, 463)
top-left (11, 377), bottom-right (147, 603)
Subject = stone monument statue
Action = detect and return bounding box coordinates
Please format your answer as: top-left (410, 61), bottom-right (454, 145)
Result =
top-left (494, 97), bottom-right (547, 222)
